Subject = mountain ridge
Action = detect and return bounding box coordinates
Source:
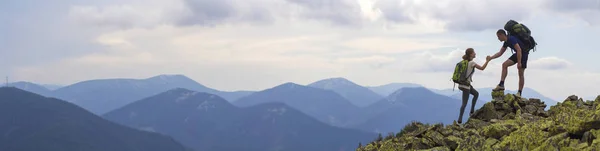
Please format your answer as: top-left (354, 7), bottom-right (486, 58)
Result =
top-left (308, 77), bottom-right (383, 107)
top-left (104, 88), bottom-right (376, 151)
top-left (235, 82), bottom-right (361, 127)
top-left (0, 87), bottom-right (191, 151)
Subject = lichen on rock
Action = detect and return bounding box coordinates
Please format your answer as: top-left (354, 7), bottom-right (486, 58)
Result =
top-left (357, 92), bottom-right (600, 151)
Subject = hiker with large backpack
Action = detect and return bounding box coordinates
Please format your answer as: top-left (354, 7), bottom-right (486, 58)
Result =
top-left (452, 48), bottom-right (491, 124)
top-left (488, 20), bottom-right (537, 97)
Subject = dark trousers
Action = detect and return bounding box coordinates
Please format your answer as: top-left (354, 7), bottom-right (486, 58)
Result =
top-left (458, 85), bottom-right (478, 123)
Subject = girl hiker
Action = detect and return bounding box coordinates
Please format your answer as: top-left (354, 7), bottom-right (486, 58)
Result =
top-left (457, 48), bottom-right (491, 124)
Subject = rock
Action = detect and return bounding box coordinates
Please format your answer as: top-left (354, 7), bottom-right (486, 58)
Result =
top-left (582, 131), bottom-right (595, 146)
top-left (424, 131), bottom-right (446, 146)
top-left (577, 98), bottom-right (584, 108)
top-left (424, 146), bottom-right (451, 151)
top-left (357, 93), bottom-right (600, 151)
top-left (472, 102), bottom-right (501, 122)
top-left (537, 111), bottom-right (549, 118)
top-left (484, 138), bottom-right (499, 147)
top-left (568, 95), bottom-right (579, 101)
top-left (521, 113), bottom-right (536, 121)
top-left (502, 112), bottom-right (516, 120)
top-left (523, 105), bottom-right (538, 114)
top-left (490, 119), bottom-right (499, 123)
top-left (492, 90), bottom-right (505, 100)
top-left (465, 118), bottom-right (490, 129)
top-left (529, 98), bottom-right (542, 104)
top-left (455, 134), bottom-right (486, 150)
top-left (483, 122), bottom-right (518, 139)
top-left (444, 136), bottom-right (461, 150)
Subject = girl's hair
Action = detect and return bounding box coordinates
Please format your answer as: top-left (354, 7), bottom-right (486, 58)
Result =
top-left (462, 48), bottom-right (475, 61)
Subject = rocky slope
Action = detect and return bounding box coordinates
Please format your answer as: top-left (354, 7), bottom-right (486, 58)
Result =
top-left (357, 91), bottom-right (600, 151)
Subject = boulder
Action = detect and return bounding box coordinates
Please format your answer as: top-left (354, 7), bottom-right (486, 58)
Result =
top-left (357, 94), bottom-right (600, 151)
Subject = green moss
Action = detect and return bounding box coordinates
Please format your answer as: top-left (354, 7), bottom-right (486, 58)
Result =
top-left (424, 131), bottom-right (445, 146)
top-left (356, 94), bottom-right (600, 151)
top-left (495, 121), bottom-right (549, 150)
top-left (482, 121), bottom-right (519, 139)
top-left (474, 102), bottom-right (500, 121)
top-left (455, 134), bottom-right (486, 151)
top-left (419, 146), bottom-right (451, 151)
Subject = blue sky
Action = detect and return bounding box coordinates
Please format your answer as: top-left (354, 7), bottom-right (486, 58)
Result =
top-left (2, 0), bottom-right (600, 101)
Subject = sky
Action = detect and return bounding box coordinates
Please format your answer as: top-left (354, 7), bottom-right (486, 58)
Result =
top-left (2, 0), bottom-right (600, 101)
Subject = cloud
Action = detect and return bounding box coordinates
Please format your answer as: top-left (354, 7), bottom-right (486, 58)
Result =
top-left (176, 0), bottom-right (270, 26)
top-left (334, 55), bottom-right (396, 69)
top-left (545, 0), bottom-right (600, 11)
top-left (373, 0), bottom-right (411, 23)
top-left (68, 0), bottom-right (189, 29)
top-left (544, 0), bottom-right (600, 25)
top-left (373, 0), bottom-right (543, 31)
top-left (401, 49), bottom-right (464, 72)
top-left (286, 0), bottom-right (365, 25)
top-left (67, 0), bottom-right (370, 29)
top-left (529, 57), bottom-right (573, 70)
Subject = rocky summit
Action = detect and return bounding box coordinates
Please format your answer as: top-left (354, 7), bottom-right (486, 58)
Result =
top-left (357, 91), bottom-right (600, 151)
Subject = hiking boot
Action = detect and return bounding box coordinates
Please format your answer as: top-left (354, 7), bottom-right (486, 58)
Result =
top-left (492, 85), bottom-right (505, 91)
top-left (515, 92), bottom-right (522, 98)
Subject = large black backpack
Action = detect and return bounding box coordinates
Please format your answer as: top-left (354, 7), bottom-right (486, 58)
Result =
top-left (504, 20), bottom-right (538, 52)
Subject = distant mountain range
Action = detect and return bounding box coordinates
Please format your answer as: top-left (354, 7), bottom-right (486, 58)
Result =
top-left (235, 82), bottom-right (361, 127)
top-left (352, 87), bottom-right (462, 134)
top-left (366, 83), bottom-right (423, 97)
top-left (8, 82), bottom-right (53, 96)
top-left (103, 88), bottom-right (375, 151)
top-left (2, 75), bottom-right (566, 151)
top-left (8, 75), bottom-right (558, 135)
top-left (308, 78), bottom-right (383, 107)
top-left (0, 87), bottom-right (191, 151)
top-left (10, 75), bottom-right (255, 115)
top-left (231, 80), bottom-right (469, 134)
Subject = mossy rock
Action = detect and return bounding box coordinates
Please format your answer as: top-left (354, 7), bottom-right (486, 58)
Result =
top-left (419, 146), bottom-right (451, 151)
top-left (444, 136), bottom-right (462, 150)
top-left (356, 94), bottom-right (600, 151)
top-left (495, 121), bottom-right (549, 150)
top-left (455, 134), bottom-right (486, 150)
top-left (424, 130), bottom-right (446, 147)
top-left (482, 121), bottom-right (519, 139)
top-left (472, 102), bottom-right (501, 121)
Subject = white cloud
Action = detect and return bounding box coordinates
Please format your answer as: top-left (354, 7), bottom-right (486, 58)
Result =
top-left (372, 0), bottom-right (544, 31)
top-left (6, 0), bottom-right (600, 103)
top-left (286, 0), bottom-right (366, 25)
top-left (528, 57), bottom-right (573, 70)
top-left (68, 0), bottom-right (188, 29)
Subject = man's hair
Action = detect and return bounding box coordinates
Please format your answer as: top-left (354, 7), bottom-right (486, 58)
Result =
top-left (496, 29), bottom-right (507, 35)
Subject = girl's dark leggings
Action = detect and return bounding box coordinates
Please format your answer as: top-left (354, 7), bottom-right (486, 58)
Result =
top-left (458, 86), bottom-right (478, 122)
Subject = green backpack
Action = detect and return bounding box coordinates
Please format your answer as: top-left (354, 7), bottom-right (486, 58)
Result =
top-left (452, 60), bottom-right (474, 90)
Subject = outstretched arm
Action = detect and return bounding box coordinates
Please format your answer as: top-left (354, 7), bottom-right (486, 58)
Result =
top-left (475, 59), bottom-right (490, 70)
top-left (490, 46), bottom-right (507, 60)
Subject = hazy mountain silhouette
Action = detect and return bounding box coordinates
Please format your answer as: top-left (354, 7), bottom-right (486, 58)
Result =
top-left (367, 83), bottom-right (423, 97)
top-left (352, 87), bottom-right (462, 134)
top-left (0, 87), bottom-right (190, 151)
top-left (104, 88), bottom-right (375, 151)
top-left (8, 82), bottom-right (52, 96)
top-left (53, 74), bottom-right (253, 114)
top-left (308, 77), bottom-right (383, 107)
top-left (234, 82), bottom-right (361, 127)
